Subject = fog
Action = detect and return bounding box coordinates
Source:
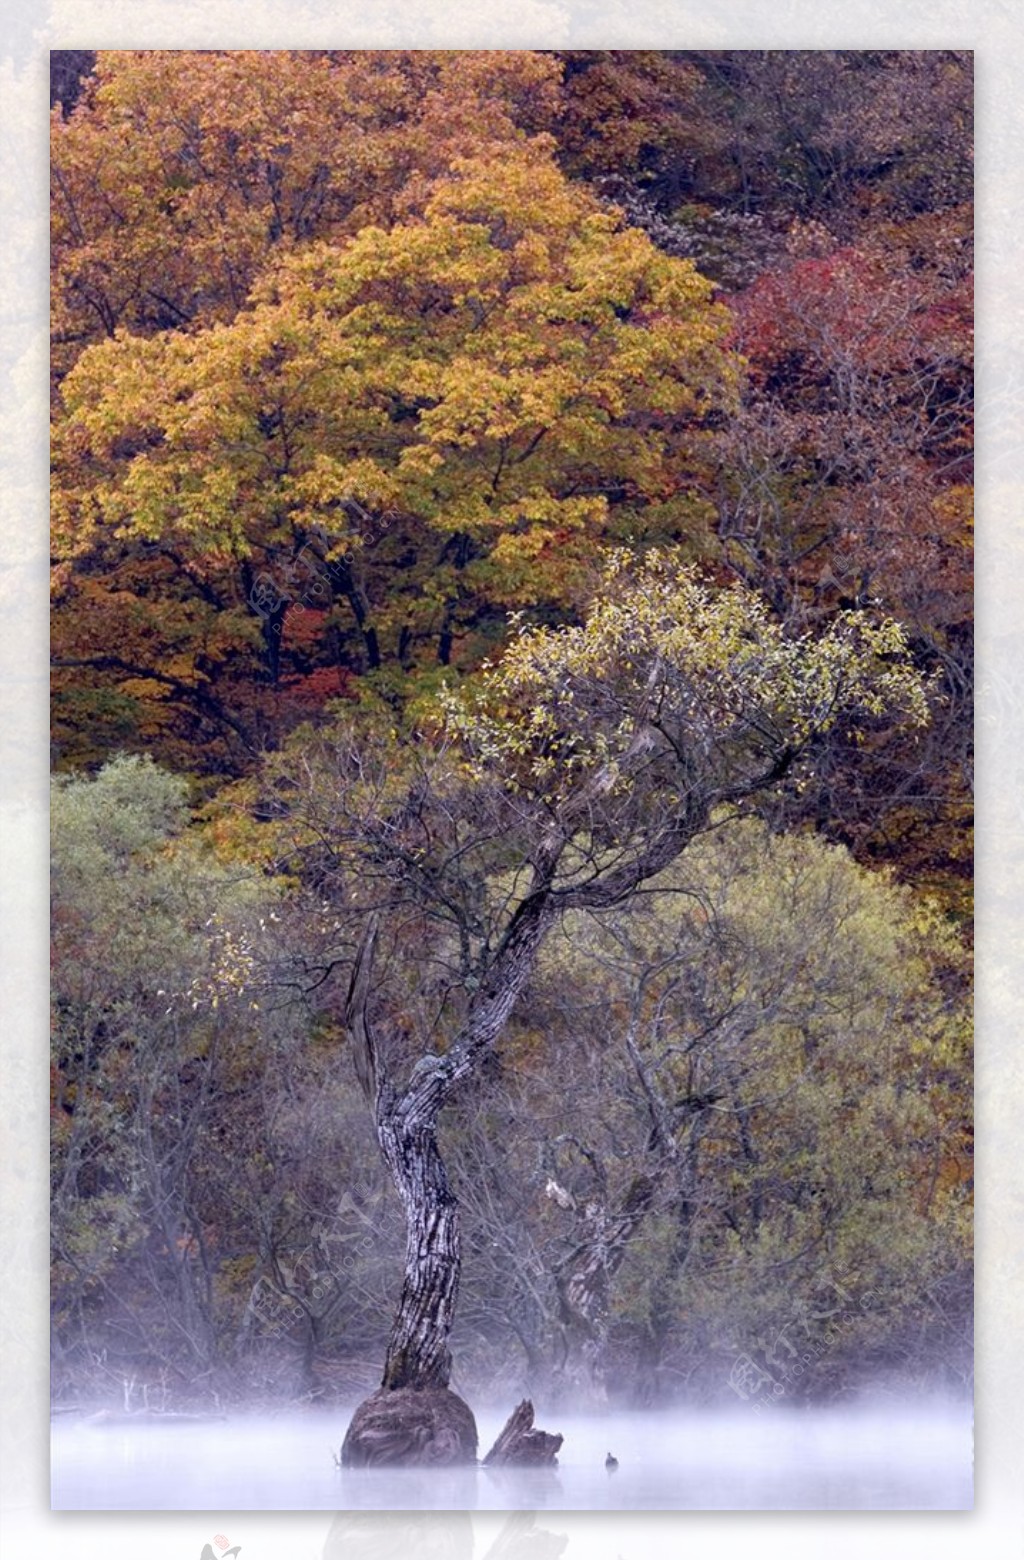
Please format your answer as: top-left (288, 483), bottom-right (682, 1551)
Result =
top-left (51, 1399), bottom-right (971, 1511)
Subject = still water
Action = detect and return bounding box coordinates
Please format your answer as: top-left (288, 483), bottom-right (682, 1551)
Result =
top-left (50, 1401), bottom-right (972, 1511)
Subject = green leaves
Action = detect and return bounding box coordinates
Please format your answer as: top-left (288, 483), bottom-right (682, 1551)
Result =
top-left (447, 550), bottom-right (929, 805)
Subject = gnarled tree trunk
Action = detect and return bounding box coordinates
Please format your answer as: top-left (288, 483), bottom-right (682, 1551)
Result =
top-left (377, 1103), bottom-right (461, 1392)
top-left (340, 888), bottom-right (558, 1467)
top-left (340, 1083), bottom-right (477, 1468)
top-left (552, 1172), bottom-right (656, 1402)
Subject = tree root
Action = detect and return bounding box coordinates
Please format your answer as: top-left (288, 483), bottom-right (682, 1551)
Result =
top-left (340, 1385), bottom-right (478, 1468)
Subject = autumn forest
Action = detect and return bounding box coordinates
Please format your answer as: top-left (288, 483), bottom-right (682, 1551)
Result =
top-left (49, 50), bottom-right (972, 1448)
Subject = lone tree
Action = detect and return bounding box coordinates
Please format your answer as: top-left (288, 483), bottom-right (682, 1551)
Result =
top-left (258, 551), bottom-right (928, 1465)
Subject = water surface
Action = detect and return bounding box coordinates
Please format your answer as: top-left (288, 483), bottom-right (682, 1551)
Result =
top-left (50, 1401), bottom-right (972, 1511)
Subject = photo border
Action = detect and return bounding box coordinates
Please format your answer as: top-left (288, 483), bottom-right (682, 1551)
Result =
top-left (3, 11), bottom-right (1016, 1557)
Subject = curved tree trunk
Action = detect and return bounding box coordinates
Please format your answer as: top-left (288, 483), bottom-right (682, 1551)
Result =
top-left (377, 1106), bottom-right (460, 1391)
top-left (340, 1088), bottom-right (477, 1467)
top-left (340, 888), bottom-right (559, 1465)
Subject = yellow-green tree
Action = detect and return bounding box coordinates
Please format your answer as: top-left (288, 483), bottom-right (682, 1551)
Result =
top-left (254, 551), bottom-right (927, 1463)
top-left (51, 49), bottom-right (563, 382)
top-left (511, 815), bottom-right (971, 1401)
top-left (53, 147), bottom-right (734, 764)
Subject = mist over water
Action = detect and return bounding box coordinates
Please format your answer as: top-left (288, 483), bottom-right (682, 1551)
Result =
top-left (51, 1399), bottom-right (971, 1511)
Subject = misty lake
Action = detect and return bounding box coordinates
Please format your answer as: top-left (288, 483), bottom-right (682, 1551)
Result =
top-left (51, 1400), bottom-right (972, 1511)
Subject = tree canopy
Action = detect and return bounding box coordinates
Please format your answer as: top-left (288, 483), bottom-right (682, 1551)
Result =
top-left (53, 146), bottom-right (733, 766)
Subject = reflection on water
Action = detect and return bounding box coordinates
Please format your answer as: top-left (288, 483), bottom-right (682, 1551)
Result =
top-left (322, 1509), bottom-right (567, 1560)
top-left (323, 1509), bottom-right (474, 1560)
top-left (50, 1402), bottom-right (972, 1512)
top-left (335, 1465), bottom-right (483, 1511)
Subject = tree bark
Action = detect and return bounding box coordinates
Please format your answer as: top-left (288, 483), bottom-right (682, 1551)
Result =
top-left (552, 1173), bottom-right (657, 1399)
top-left (340, 1384), bottom-right (478, 1467)
top-left (377, 1105), bottom-right (461, 1391)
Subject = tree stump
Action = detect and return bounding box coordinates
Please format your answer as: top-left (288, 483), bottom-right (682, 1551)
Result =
top-left (340, 1386), bottom-right (478, 1468)
top-left (482, 1400), bottom-right (563, 1467)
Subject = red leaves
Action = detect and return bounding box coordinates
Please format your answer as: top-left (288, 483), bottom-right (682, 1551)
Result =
top-left (731, 245), bottom-right (971, 396)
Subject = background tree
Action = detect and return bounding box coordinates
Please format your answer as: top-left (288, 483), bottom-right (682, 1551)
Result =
top-left (50, 49), bottom-right (562, 383)
top-left (716, 230), bottom-right (972, 910)
top-left (557, 52), bottom-right (972, 233)
top-left (51, 756), bottom-right (243, 1394)
top-left (491, 817), bottom-right (971, 1403)
top-left (52, 149), bottom-right (733, 767)
top-left (50, 755), bottom-right (400, 1406)
top-left (50, 51), bottom-right (95, 115)
top-left (547, 52), bottom-right (971, 292)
